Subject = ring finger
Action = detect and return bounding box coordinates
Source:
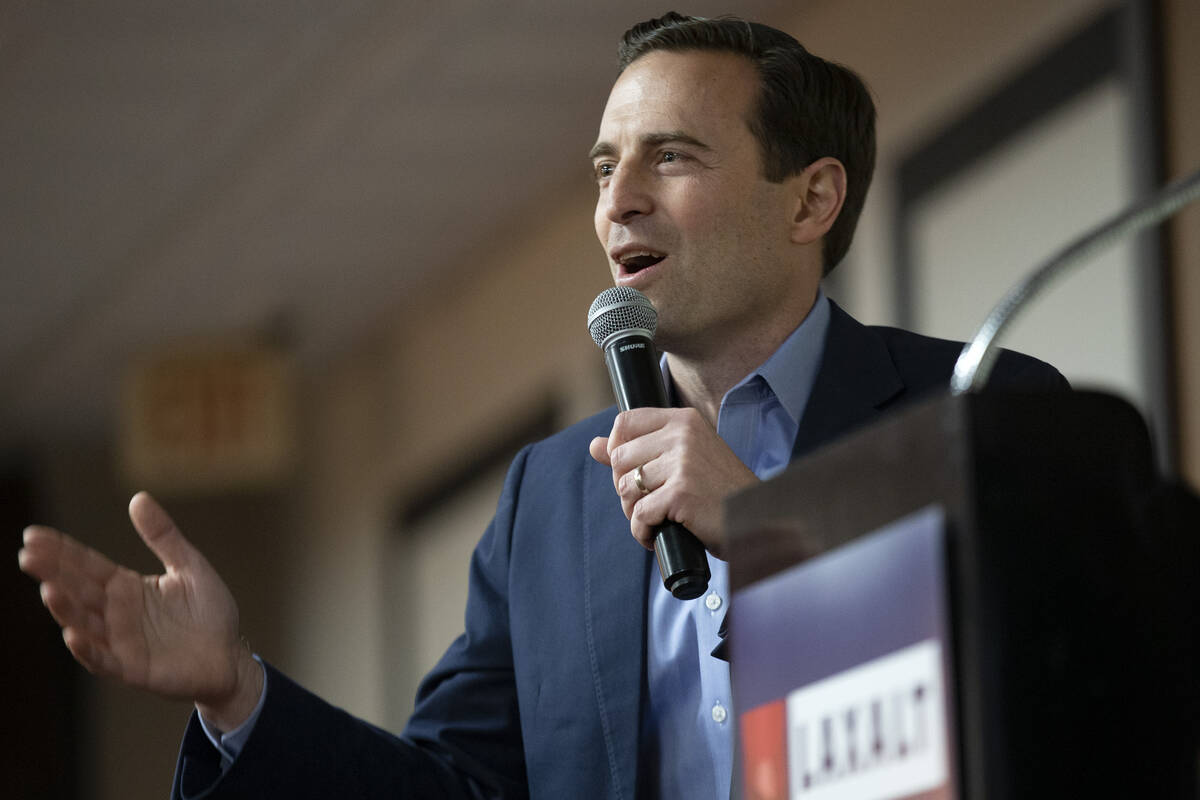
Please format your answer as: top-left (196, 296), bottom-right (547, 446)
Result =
top-left (619, 457), bottom-right (663, 514)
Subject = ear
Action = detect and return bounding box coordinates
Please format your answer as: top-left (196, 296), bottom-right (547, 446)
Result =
top-left (788, 157), bottom-right (847, 246)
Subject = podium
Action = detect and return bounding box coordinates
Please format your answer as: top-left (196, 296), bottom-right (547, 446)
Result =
top-left (726, 390), bottom-right (1199, 800)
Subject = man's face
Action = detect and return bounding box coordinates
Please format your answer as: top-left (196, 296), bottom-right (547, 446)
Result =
top-left (591, 49), bottom-right (806, 357)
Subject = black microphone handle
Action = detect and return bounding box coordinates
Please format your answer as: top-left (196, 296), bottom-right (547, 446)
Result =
top-left (603, 333), bottom-right (710, 600)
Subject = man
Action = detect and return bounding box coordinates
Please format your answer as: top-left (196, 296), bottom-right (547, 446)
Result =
top-left (17, 12), bottom-right (1065, 799)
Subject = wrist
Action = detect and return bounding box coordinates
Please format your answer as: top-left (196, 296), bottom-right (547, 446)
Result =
top-left (196, 645), bottom-right (263, 733)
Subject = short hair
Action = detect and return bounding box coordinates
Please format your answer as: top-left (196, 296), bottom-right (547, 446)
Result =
top-left (617, 12), bottom-right (876, 274)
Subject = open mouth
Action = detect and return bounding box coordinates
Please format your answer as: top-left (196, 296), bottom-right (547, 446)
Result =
top-left (616, 250), bottom-right (667, 274)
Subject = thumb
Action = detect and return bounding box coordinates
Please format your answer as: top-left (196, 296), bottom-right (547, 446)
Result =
top-left (128, 491), bottom-right (196, 572)
top-left (589, 437), bottom-right (612, 466)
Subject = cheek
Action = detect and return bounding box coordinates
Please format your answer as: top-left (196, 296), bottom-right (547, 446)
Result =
top-left (668, 177), bottom-right (735, 234)
top-left (729, 186), bottom-right (792, 253)
top-left (593, 211), bottom-right (619, 278)
top-left (593, 203), bottom-right (608, 244)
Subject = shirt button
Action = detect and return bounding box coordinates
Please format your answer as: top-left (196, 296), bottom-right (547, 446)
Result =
top-left (705, 593), bottom-right (722, 611)
top-left (711, 702), bottom-right (728, 724)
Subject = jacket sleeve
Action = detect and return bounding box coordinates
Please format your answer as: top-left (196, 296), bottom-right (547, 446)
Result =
top-left (170, 447), bottom-right (534, 800)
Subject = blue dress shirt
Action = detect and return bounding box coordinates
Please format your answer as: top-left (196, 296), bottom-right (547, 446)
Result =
top-left (204, 292), bottom-right (832, 800)
top-left (643, 290), bottom-right (830, 800)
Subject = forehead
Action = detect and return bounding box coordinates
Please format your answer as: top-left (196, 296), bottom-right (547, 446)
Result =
top-left (595, 50), bottom-right (759, 147)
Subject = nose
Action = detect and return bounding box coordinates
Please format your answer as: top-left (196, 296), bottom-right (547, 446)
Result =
top-left (600, 164), bottom-right (654, 224)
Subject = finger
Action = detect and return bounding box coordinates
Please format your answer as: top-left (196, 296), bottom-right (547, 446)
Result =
top-left (18, 526), bottom-right (69, 582)
top-left (28, 565), bottom-right (115, 631)
top-left (20, 526), bottom-right (121, 588)
top-left (38, 567), bottom-right (110, 630)
top-left (614, 453), bottom-right (652, 503)
top-left (630, 490), bottom-right (684, 552)
top-left (44, 563), bottom-right (111, 622)
top-left (20, 530), bottom-right (118, 620)
top-left (609, 430), bottom-right (668, 478)
top-left (630, 483), bottom-right (726, 559)
top-left (588, 437), bottom-right (612, 466)
top-left (128, 492), bottom-right (195, 571)
top-left (609, 408), bottom-right (674, 449)
top-left (63, 627), bottom-right (122, 679)
top-left (628, 505), bottom-right (657, 551)
top-left (69, 570), bottom-right (108, 615)
top-left (40, 580), bottom-right (88, 630)
top-left (618, 457), bottom-right (663, 502)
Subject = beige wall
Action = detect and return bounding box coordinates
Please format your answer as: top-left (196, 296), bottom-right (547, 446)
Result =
top-left (42, 1), bottom-right (1199, 796)
top-left (793, 0), bottom-right (1114, 324)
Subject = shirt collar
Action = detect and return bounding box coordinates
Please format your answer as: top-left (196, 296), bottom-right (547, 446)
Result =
top-left (660, 287), bottom-right (832, 425)
top-left (752, 287), bottom-right (830, 426)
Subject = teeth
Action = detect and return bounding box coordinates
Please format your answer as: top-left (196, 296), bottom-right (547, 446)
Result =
top-left (618, 250), bottom-right (664, 264)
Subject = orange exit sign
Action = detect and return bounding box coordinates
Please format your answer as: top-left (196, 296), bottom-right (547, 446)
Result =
top-left (119, 344), bottom-right (296, 494)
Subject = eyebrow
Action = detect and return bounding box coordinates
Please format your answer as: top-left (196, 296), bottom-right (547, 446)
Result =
top-left (588, 131), bottom-right (712, 161)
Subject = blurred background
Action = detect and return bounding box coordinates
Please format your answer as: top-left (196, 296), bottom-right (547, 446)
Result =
top-left (5, 0), bottom-right (1198, 797)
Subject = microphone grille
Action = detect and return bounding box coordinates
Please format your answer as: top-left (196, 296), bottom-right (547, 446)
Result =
top-left (587, 287), bottom-right (658, 348)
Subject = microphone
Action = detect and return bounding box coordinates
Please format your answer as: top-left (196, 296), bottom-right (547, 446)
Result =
top-left (588, 287), bottom-right (711, 600)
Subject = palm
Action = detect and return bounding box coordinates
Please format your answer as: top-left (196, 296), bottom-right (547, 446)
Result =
top-left (19, 492), bottom-right (241, 705)
top-left (106, 559), bottom-right (238, 700)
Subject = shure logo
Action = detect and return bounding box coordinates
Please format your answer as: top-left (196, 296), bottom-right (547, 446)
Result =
top-left (619, 342), bottom-right (646, 352)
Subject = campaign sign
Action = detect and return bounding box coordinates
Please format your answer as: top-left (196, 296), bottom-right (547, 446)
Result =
top-left (732, 506), bottom-right (955, 800)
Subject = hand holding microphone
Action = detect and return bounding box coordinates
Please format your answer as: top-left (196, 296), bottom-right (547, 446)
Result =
top-left (587, 287), bottom-right (756, 599)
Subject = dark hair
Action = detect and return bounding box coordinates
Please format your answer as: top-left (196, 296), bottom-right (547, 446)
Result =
top-left (618, 12), bottom-right (876, 274)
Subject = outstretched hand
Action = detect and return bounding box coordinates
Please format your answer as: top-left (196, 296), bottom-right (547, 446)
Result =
top-left (17, 491), bottom-right (262, 731)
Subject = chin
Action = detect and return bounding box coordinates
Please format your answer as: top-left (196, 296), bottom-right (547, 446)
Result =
top-left (651, 324), bottom-right (691, 357)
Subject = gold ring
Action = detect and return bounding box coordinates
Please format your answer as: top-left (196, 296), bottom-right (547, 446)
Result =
top-left (632, 465), bottom-right (649, 495)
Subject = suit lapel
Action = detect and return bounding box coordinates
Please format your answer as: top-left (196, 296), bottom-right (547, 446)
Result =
top-left (582, 454), bottom-right (650, 800)
top-left (792, 301), bottom-right (905, 460)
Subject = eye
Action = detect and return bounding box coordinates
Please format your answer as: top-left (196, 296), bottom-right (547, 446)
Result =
top-left (659, 150), bottom-right (682, 164)
top-left (594, 162), bottom-right (615, 181)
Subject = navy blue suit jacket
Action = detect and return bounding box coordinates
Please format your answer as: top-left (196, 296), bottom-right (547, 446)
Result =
top-left (171, 302), bottom-right (1066, 799)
